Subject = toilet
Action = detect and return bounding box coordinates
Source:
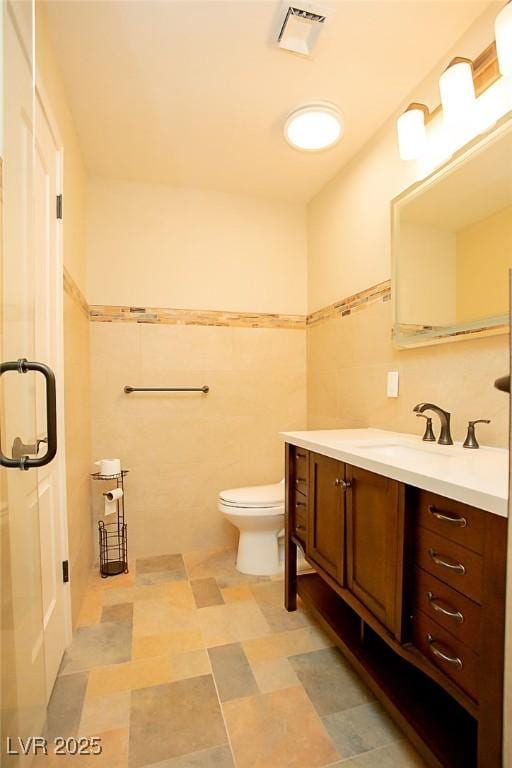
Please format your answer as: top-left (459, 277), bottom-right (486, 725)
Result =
top-left (218, 480), bottom-right (285, 575)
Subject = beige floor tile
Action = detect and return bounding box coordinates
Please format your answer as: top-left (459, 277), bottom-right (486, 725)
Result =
top-left (86, 650), bottom-right (210, 698)
top-left (76, 591), bottom-right (103, 627)
top-left (220, 585), bottom-right (254, 603)
top-left (132, 629), bottom-right (205, 660)
top-left (103, 580), bottom-right (195, 608)
top-left (223, 686), bottom-right (339, 768)
top-left (250, 657), bottom-right (300, 694)
top-left (133, 599), bottom-right (200, 637)
top-left (84, 727), bottom-right (129, 768)
top-left (250, 582), bottom-right (313, 633)
top-left (88, 570), bottom-right (135, 591)
top-left (129, 675), bottom-right (227, 768)
top-left (167, 581), bottom-right (197, 609)
top-left (335, 739), bottom-right (428, 767)
top-left (183, 548), bottom-right (270, 588)
top-left (243, 625), bottom-right (333, 665)
top-left (79, 690), bottom-right (131, 735)
top-left (197, 601), bottom-right (271, 648)
top-left (169, 649), bottom-right (211, 681)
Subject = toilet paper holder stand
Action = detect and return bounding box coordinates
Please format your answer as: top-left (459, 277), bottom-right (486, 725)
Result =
top-left (91, 468), bottom-right (129, 578)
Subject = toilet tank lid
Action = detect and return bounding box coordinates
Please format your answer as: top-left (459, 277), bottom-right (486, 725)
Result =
top-left (219, 482), bottom-right (284, 507)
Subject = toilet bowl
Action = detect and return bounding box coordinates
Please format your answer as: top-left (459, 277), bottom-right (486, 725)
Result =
top-left (218, 481), bottom-right (285, 575)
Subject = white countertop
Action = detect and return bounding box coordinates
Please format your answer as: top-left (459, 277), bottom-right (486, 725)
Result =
top-left (280, 428), bottom-right (509, 517)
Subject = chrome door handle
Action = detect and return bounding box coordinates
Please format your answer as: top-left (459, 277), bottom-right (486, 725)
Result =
top-left (427, 634), bottom-right (463, 670)
top-left (334, 478), bottom-right (351, 489)
top-left (427, 592), bottom-right (464, 623)
top-left (0, 359), bottom-right (57, 470)
top-left (428, 548), bottom-right (466, 574)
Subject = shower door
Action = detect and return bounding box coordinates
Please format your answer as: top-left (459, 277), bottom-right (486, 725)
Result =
top-left (1, 1), bottom-right (69, 762)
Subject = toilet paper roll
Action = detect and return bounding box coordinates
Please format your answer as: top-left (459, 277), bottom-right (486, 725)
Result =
top-left (105, 488), bottom-right (123, 502)
top-left (104, 487), bottom-right (123, 516)
top-left (95, 458), bottom-right (121, 476)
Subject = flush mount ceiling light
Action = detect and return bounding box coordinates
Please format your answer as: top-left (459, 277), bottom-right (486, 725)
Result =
top-left (495, 1), bottom-right (512, 77)
top-left (284, 103), bottom-right (343, 151)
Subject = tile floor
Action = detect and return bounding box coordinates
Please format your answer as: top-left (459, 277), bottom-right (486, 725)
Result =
top-left (41, 549), bottom-right (427, 768)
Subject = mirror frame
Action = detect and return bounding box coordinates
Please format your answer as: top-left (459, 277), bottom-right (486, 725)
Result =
top-left (391, 110), bottom-right (512, 349)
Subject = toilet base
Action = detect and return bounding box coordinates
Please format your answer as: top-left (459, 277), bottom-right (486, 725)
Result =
top-left (236, 529), bottom-right (281, 576)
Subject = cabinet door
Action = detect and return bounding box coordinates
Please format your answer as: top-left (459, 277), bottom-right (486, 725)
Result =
top-left (307, 452), bottom-right (345, 585)
top-left (346, 465), bottom-right (405, 637)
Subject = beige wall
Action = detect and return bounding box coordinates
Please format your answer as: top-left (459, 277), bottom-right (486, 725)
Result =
top-left (87, 178), bottom-right (308, 555)
top-left (90, 322), bottom-right (306, 557)
top-left (457, 205), bottom-right (512, 322)
top-left (308, 299), bottom-right (508, 447)
top-left (307, 4), bottom-right (508, 449)
top-left (36, 4), bottom-right (91, 625)
top-left (86, 178), bottom-right (307, 314)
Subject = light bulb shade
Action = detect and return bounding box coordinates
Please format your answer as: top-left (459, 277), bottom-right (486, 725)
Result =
top-left (496, 1), bottom-right (512, 77)
top-left (284, 104), bottom-right (343, 151)
top-left (439, 58), bottom-right (476, 127)
top-left (396, 104), bottom-right (428, 160)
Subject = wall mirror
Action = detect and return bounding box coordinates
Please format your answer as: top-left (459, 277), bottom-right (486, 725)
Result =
top-left (392, 115), bottom-right (512, 348)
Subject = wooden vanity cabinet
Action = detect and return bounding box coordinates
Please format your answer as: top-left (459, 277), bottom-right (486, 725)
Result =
top-left (285, 443), bottom-right (508, 768)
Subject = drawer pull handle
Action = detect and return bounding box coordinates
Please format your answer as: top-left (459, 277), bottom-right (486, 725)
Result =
top-left (334, 478), bottom-right (351, 490)
top-left (427, 592), bottom-right (464, 624)
top-left (428, 505), bottom-right (467, 528)
top-left (296, 524), bottom-right (306, 532)
top-left (295, 501), bottom-right (306, 508)
top-left (427, 634), bottom-right (463, 670)
top-left (428, 548), bottom-right (466, 575)
top-left (296, 452), bottom-right (307, 459)
top-left (295, 478), bottom-right (306, 485)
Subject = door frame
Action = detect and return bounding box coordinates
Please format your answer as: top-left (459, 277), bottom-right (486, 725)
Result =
top-left (504, 273), bottom-right (512, 766)
top-left (34, 71), bottom-right (72, 655)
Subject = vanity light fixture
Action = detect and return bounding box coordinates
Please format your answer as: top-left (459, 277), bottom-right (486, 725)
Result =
top-left (284, 103), bottom-right (343, 151)
top-left (396, 103), bottom-right (428, 160)
top-left (439, 57), bottom-right (476, 127)
top-left (495, 1), bottom-right (512, 77)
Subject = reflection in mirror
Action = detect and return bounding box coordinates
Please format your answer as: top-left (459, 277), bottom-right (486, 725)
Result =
top-left (393, 116), bottom-right (512, 347)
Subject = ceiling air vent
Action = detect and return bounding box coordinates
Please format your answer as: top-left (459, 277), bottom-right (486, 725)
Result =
top-left (277, 4), bottom-right (327, 56)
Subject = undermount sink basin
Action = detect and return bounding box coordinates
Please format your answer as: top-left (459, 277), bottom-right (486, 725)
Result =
top-left (350, 442), bottom-right (455, 460)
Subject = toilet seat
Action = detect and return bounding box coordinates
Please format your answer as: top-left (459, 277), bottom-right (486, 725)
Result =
top-left (218, 501), bottom-right (284, 517)
top-left (218, 481), bottom-right (284, 509)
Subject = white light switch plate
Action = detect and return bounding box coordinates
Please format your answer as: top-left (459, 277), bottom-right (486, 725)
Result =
top-left (387, 371), bottom-right (399, 398)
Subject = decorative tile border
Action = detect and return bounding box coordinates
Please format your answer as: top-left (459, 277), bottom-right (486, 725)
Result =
top-left (66, 276), bottom-right (393, 330)
top-left (89, 304), bottom-right (307, 330)
top-left (307, 280), bottom-right (391, 327)
top-left (63, 267), bottom-right (89, 318)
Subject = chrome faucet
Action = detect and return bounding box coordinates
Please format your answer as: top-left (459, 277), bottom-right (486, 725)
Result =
top-left (413, 403), bottom-right (453, 446)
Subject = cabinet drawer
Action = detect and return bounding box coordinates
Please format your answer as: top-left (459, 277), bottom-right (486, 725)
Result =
top-left (413, 567), bottom-right (481, 652)
top-left (412, 609), bottom-right (479, 701)
top-left (415, 527), bottom-right (483, 603)
top-left (293, 498), bottom-right (308, 544)
top-left (415, 490), bottom-right (484, 554)
top-left (292, 448), bottom-right (308, 497)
